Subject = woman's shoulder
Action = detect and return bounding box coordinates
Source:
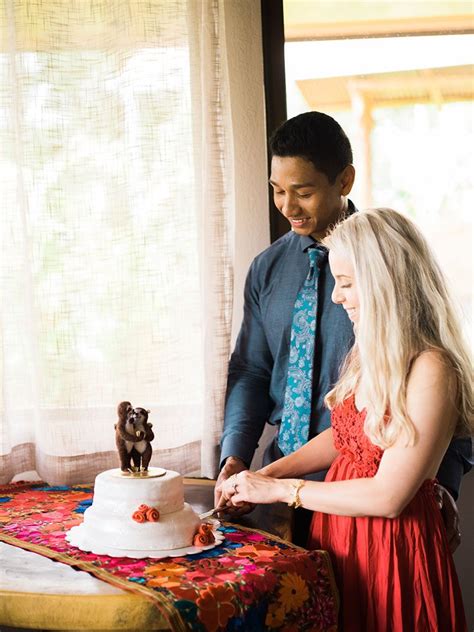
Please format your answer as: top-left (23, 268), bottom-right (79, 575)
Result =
top-left (409, 348), bottom-right (456, 385)
top-left (406, 349), bottom-right (458, 431)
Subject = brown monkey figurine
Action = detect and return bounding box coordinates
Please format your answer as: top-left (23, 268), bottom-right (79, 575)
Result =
top-left (115, 401), bottom-right (154, 473)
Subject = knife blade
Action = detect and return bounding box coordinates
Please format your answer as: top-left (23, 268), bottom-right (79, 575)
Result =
top-left (199, 507), bottom-right (220, 520)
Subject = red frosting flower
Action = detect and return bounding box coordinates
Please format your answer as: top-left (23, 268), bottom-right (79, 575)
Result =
top-left (146, 507), bottom-right (160, 522)
top-left (137, 504), bottom-right (150, 512)
top-left (132, 510), bottom-right (147, 523)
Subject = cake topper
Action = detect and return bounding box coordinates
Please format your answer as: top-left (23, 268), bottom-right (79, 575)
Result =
top-left (115, 401), bottom-right (154, 475)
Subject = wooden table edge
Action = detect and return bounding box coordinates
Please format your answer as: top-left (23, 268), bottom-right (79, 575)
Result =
top-left (0, 589), bottom-right (169, 630)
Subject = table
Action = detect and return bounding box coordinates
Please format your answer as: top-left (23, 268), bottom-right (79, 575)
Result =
top-left (0, 479), bottom-right (339, 631)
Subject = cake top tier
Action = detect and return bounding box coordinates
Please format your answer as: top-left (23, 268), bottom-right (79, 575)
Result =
top-left (93, 468), bottom-right (184, 515)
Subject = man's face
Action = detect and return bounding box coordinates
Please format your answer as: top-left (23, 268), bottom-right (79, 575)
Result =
top-left (269, 156), bottom-right (353, 240)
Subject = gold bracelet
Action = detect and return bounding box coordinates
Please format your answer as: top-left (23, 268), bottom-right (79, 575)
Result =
top-left (288, 479), bottom-right (305, 509)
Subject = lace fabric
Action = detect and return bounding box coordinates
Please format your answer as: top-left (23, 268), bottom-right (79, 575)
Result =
top-left (331, 395), bottom-right (383, 478)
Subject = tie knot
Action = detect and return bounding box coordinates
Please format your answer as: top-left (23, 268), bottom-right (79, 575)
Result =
top-left (308, 247), bottom-right (327, 269)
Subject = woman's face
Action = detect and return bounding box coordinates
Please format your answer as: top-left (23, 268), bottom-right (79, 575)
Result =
top-left (329, 250), bottom-right (360, 324)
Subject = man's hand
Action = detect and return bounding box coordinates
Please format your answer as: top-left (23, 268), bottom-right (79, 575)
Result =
top-left (435, 483), bottom-right (461, 553)
top-left (214, 456), bottom-right (255, 517)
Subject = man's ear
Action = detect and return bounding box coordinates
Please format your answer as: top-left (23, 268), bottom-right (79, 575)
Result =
top-left (340, 164), bottom-right (355, 196)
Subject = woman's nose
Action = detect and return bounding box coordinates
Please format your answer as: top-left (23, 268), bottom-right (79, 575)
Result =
top-left (332, 286), bottom-right (343, 304)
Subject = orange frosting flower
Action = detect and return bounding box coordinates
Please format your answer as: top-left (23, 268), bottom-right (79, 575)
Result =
top-left (132, 510), bottom-right (147, 523)
top-left (193, 533), bottom-right (209, 547)
top-left (146, 507), bottom-right (160, 522)
top-left (137, 504), bottom-right (150, 512)
top-left (193, 526), bottom-right (215, 546)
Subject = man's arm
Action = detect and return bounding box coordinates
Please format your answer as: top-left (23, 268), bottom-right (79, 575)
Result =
top-left (216, 260), bottom-right (275, 508)
top-left (436, 436), bottom-right (472, 501)
top-left (219, 259), bottom-right (275, 468)
top-left (435, 435), bottom-right (472, 553)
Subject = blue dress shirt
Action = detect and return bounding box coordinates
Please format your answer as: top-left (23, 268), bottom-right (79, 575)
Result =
top-left (220, 201), bottom-right (471, 499)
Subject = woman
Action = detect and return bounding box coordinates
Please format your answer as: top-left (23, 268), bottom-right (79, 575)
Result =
top-left (218, 208), bottom-right (472, 631)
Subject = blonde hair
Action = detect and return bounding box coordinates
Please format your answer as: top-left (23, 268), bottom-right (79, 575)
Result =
top-left (323, 207), bottom-right (473, 448)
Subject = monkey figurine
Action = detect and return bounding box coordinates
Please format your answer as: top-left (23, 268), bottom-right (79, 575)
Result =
top-left (114, 401), bottom-right (154, 473)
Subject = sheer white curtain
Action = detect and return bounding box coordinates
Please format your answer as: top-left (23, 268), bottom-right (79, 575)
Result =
top-left (0, 0), bottom-right (235, 483)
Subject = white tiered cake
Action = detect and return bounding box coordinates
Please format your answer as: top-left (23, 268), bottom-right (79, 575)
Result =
top-left (66, 468), bottom-right (211, 558)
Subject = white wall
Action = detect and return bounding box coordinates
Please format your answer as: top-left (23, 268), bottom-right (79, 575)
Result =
top-left (223, 0), bottom-right (271, 344)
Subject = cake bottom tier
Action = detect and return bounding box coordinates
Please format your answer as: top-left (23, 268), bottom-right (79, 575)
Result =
top-left (77, 502), bottom-right (201, 551)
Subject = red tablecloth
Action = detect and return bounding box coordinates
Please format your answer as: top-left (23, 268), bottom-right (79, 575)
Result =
top-left (0, 481), bottom-right (339, 631)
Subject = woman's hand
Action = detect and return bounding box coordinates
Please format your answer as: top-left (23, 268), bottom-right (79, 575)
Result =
top-left (220, 470), bottom-right (293, 507)
top-left (214, 457), bottom-right (254, 517)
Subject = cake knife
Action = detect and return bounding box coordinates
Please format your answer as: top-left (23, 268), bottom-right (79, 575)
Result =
top-left (199, 507), bottom-right (221, 519)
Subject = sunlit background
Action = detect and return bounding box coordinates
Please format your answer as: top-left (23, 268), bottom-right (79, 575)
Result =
top-left (283, 2), bottom-right (473, 341)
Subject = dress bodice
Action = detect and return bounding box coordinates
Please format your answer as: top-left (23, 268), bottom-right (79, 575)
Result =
top-left (331, 395), bottom-right (383, 477)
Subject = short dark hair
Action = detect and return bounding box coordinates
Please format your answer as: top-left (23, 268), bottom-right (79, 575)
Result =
top-left (269, 111), bottom-right (353, 183)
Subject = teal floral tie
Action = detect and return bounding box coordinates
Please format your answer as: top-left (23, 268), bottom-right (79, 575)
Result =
top-left (278, 246), bottom-right (326, 455)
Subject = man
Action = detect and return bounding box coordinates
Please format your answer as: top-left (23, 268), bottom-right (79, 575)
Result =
top-left (216, 111), bottom-right (471, 546)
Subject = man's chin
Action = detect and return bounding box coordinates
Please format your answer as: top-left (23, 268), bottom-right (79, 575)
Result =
top-left (290, 224), bottom-right (313, 236)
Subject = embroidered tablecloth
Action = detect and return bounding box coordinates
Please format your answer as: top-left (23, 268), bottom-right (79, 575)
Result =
top-left (0, 481), bottom-right (338, 631)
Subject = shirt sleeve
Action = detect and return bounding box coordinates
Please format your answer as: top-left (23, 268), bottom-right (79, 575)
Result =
top-left (436, 435), bottom-right (472, 500)
top-left (220, 258), bottom-right (275, 469)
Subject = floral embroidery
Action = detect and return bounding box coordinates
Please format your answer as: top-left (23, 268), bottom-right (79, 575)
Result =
top-left (266, 603), bottom-right (286, 628)
top-left (0, 482), bottom-right (339, 631)
top-left (196, 584), bottom-right (236, 632)
top-left (279, 572), bottom-right (309, 612)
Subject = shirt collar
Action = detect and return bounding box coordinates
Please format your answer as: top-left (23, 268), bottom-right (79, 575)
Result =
top-left (299, 199), bottom-right (357, 252)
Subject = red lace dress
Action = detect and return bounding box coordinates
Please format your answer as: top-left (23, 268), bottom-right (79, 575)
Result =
top-left (308, 395), bottom-right (467, 632)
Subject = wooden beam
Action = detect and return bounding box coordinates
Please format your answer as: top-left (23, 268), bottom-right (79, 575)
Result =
top-left (295, 65), bottom-right (474, 111)
top-left (285, 14), bottom-right (474, 42)
top-left (261, 0), bottom-right (290, 242)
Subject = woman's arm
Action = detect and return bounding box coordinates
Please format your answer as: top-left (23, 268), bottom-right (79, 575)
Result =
top-left (258, 427), bottom-right (338, 478)
top-left (226, 352), bottom-right (458, 518)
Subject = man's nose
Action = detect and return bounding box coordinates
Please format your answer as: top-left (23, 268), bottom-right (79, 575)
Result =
top-left (280, 194), bottom-right (299, 216)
